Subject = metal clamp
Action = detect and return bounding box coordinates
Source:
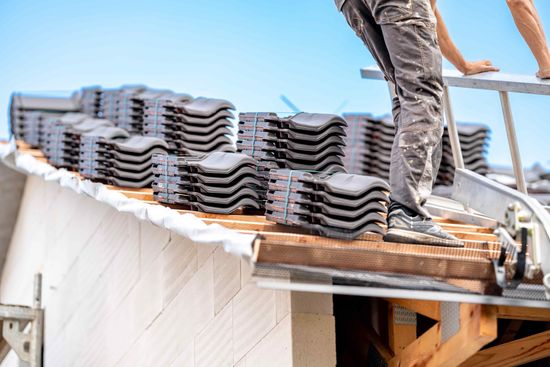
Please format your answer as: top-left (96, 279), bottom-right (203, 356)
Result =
top-left (493, 226), bottom-right (531, 290)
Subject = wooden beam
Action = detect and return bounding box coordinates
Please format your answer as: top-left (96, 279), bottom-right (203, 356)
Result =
top-left (389, 304), bottom-right (497, 367)
top-left (388, 303), bottom-right (417, 355)
top-left (462, 330), bottom-right (550, 367)
top-left (430, 304), bottom-right (497, 367)
top-left (389, 322), bottom-right (441, 367)
top-left (447, 231), bottom-right (497, 242)
top-left (258, 241), bottom-right (500, 281)
top-left (386, 299), bottom-right (441, 321)
top-left (496, 305), bottom-right (550, 321)
top-left (364, 324), bottom-right (394, 362)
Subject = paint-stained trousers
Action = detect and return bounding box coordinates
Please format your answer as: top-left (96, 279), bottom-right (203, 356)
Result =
top-left (337, 0), bottom-right (444, 218)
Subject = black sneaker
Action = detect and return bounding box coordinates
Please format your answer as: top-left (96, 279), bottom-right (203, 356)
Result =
top-left (384, 203), bottom-right (464, 247)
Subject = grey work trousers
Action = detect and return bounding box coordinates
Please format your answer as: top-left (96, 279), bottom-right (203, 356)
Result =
top-left (338, 0), bottom-right (444, 218)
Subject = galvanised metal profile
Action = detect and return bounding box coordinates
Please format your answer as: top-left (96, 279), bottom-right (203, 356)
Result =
top-left (361, 66), bottom-right (550, 298)
top-left (0, 273), bottom-right (44, 367)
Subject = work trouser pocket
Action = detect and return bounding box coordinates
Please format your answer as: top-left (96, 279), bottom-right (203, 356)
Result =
top-left (366, 0), bottom-right (413, 24)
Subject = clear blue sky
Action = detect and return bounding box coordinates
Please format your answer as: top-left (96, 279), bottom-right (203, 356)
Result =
top-left (1, 0), bottom-right (549, 167)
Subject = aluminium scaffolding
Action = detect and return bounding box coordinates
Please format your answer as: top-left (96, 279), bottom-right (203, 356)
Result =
top-left (0, 273), bottom-right (44, 367)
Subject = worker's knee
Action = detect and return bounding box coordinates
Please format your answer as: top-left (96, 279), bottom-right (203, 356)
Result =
top-left (506, 0), bottom-right (529, 11)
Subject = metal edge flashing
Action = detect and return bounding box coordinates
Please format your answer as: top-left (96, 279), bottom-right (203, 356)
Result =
top-left (255, 278), bottom-right (550, 308)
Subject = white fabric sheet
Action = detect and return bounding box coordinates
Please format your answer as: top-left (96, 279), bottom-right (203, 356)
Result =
top-left (0, 141), bottom-right (255, 257)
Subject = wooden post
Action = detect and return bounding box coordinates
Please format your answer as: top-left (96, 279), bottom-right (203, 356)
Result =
top-left (388, 302), bottom-right (497, 367)
top-left (388, 303), bottom-right (417, 355)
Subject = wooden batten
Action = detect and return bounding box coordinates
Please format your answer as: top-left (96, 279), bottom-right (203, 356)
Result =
top-left (15, 144), bottom-right (515, 286)
top-left (461, 330), bottom-right (550, 367)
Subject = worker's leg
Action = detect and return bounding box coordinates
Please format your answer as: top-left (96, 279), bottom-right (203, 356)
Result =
top-left (366, 0), bottom-right (443, 218)
top-left (339, 0), bottom-right (397, 84)
top-left (371, 0), bottom-right (461, 246)
top-left (338, 0), bottom-right (460, 246)
top-left (506, 0), bottom-right (550, 78)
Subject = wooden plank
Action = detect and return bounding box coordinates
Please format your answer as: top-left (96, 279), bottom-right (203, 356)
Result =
top-left (389, 304), bottom-right (497, 367)
top-left (462, 330), bottom-right (550, 367)
top-left (429, 304), bottom-right (497, 367)
top-left (496, 305), bottom-right (550, 321)
top-left (17, 146), bottom-right (507, 264)
top-left (386, 299), bottom-right (441, 321)
top-left (256, 242), bottom-right (498, 280)
top-left (388, 303), bottom-right (417, 355)
top-left (435, 223), bottom-right (494, 234)
top-left (258, 236), bottom-right (503, 262)
top-left (364, 323), bottom-right (394, 362)
top-left (447, 231), bottom-right (497, 242)
top-left (112, 190), bottom-right (153, 201)
top-left (389, 323), bottom-right (441, 367)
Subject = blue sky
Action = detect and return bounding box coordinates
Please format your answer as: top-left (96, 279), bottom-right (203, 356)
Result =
top-left (1, 0), bottom-right (549, 167)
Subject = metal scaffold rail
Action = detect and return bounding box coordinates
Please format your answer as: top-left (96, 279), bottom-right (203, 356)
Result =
top-left (0, 274), bottom-right (44, 367)
top-left (361, 66), bottom-right (550, 299)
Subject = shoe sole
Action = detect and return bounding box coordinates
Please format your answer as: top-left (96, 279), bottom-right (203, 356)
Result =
top-left (384, 228), bottom-right (464, 248)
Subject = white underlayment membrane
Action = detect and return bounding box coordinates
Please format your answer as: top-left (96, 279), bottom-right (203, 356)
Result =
top-left (0, 140), bottom-right (255, 258)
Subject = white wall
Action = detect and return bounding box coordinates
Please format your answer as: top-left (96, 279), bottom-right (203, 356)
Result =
top-left (0, 175), bottom-right (335, 366)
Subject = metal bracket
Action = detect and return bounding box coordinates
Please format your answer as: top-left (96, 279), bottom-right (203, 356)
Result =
top-left (0, 274), bottom-right (43, 367)
top-left (3, 319), bottom-right (32, 362)
top-left (453, 169), bottom-right (550, 297)
top-left (492, 227), bottom-right (532, 290)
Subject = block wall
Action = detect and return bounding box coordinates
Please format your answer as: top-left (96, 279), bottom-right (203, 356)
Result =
top-left (0, 176), bottom-right (336, 366)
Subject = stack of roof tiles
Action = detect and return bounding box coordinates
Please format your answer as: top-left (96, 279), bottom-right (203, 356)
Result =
top-left (237, 112), bottom-right (348, 191)
top-left (437, 123), bottom-right (490, 185)
top-left (143, 96), bottom-right (236, 155)
top-left (265, 169), bottom-right (390, 239)
top-left (103, 87), bottom-right (174, 134)
top-left (342, 114), bottom-right (394, 180)
top-left (79, 135), bottom-right (168, 188)
top-left (11, 111), bottom-right (50, 147)
top-left (42, 114), bottom-right (120, 169)
top-left (80, 86), bottom-right (103, 117)
top-left (9, 93), bottom-right (81, 146)
top-left (342, 114), bottom-right (490, 186)
top-left (39, 113), bottom-right (90, 148)
top-left (152, 152), bottom-right (263, 214)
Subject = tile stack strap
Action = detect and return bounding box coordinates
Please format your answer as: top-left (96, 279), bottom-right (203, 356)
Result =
top-left (143, 96), bottom-right (236, 155)
top-left (342, 114), bottom-right (491, 186)
top-left (151, 152), bottom-right (264, 214)
top-left (237, 112), bottom-right (348, 195)
top-left (42, 114), bottom-right (120, 169)
top-left (104, 88), bottom-right (175, 134)
top-left (79, 135), bottom-right (167, 188)
top-left (265, 169), bottom-right (390, 239)
top-left (9, 93), bottom-right (81, 146)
